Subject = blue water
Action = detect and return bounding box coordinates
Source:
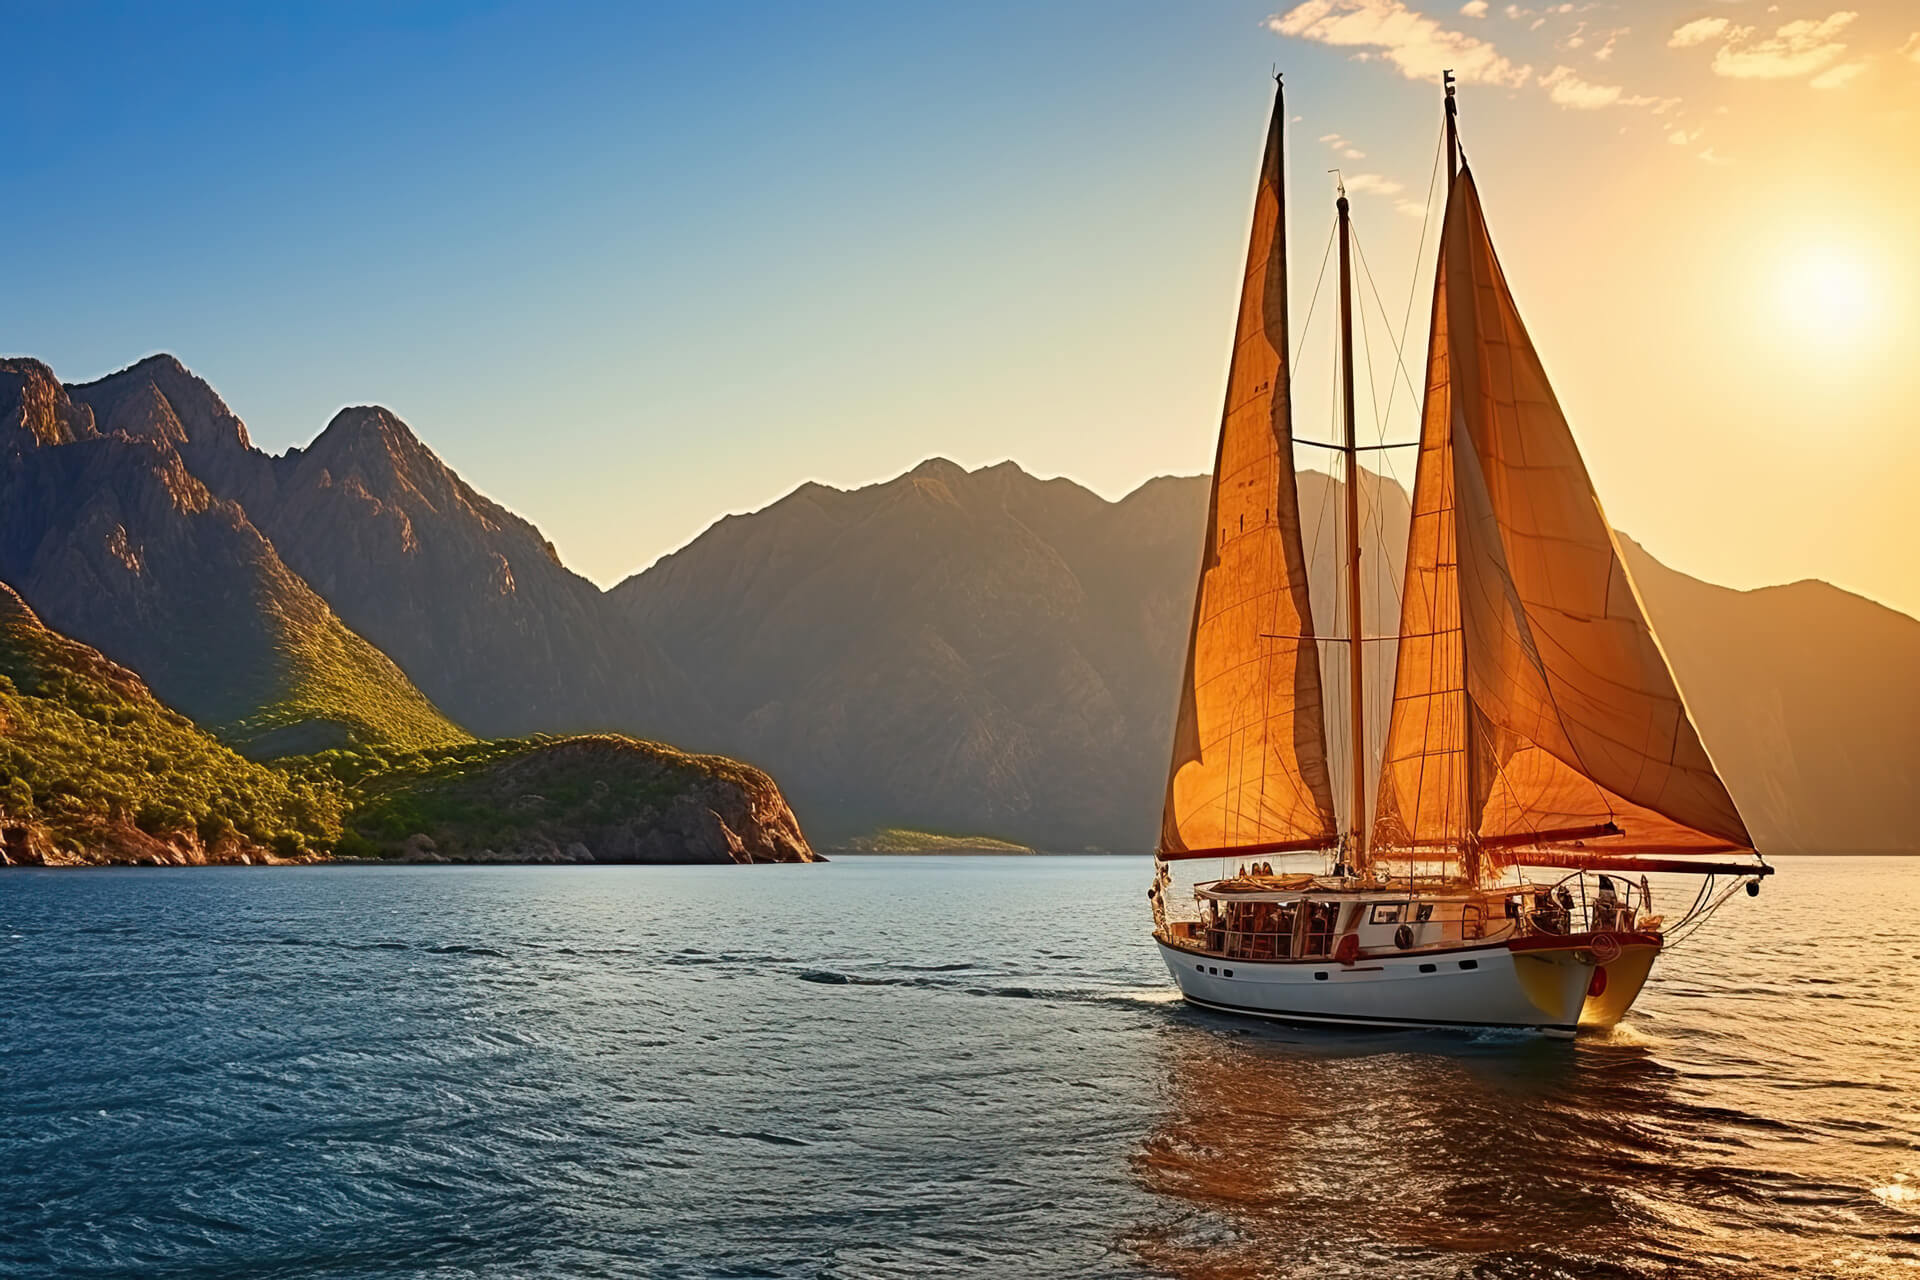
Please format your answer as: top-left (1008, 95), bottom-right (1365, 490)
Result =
top-left (3, 855), bottom-right (1916, 1278)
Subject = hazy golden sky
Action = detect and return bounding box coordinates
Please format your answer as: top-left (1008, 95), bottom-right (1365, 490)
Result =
top-left (6, 3), bottom-right (1915, 615)
top-left (1267, 0), bottom-right (1920, 618)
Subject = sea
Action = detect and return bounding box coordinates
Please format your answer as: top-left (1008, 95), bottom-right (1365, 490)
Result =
top-left (2, 854), bottom-right (1914, 1279)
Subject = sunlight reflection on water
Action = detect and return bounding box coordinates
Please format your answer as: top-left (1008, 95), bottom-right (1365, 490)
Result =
top-left (0, 854), bottom-right (1913, 1278)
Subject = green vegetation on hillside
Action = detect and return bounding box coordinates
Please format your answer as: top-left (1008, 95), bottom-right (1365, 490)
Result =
top-left (0, 599), bottom-right (341, 857)
top-left (834, 827), bottom-right (1034, 853)
top-left (218, 606), bottom-right (474, 758)
top-left (0, 592), bottom-right (803, 866)
top-left (287, 734), bottom-right (770, 858)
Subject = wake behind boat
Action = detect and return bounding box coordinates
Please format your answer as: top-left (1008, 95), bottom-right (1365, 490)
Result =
top-left (1149, 74), bottom-right (1771, 1037)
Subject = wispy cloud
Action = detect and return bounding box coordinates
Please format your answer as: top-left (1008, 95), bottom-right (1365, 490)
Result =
top-left (1267, 0), bottom-right (1533, 87)
top-left (1900, 32), bottom-right (1920, 63)
top-left (1592, 26), bottom-right (1626, 61)
top-left (1668, 17), bottom-right (1736, 49)
top-left (1395, 198), bottom-right (1429, 217)
top-left (1459, 0), bottom-right (1488, 16)
top-left (1319, 131), bottom-right (1367, 159)
top-left (1809, 59), bottom-right (1866, 88)
top-left (1698, 146), bottom-right (1732, 166)
top-left (1342, 172), bottom-right (1406, 195)
top-left (1705, 11), bottom-right (1859, 81)
top-left (1539, 64), bottom-right (1654, 108)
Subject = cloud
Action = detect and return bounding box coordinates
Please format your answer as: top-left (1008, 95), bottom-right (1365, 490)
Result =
top-left (1667, 127), bottom-right (1700, 145)
top-left (1668, 17), bottom-right (1735, 49)
top-left (1396, 198), bottom-right (1429, 217)
top-left (1538, 64), bottom-right (1655, 108)
top-left (1901, 32), bottom-right (1920, 63)
top-left (1267, 0), bottom-right (1533, 87)
top-left (1460, 0), bottom-right (1488, 15)
top-left (1593, 27), bottom-right (1626, 61)
top-left (1342, 172), bottom-right (1405, 195)
top-left (1809, 59), bottom-right (1865, 88)
top-left (1709, 11), bottom-right (1858, 80)
top-left (1699, 146), bottom-right (1732, 166)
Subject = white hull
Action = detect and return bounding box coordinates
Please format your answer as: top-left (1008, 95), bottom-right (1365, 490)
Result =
top-left (1156, 937), bottom-right (1594, 1037)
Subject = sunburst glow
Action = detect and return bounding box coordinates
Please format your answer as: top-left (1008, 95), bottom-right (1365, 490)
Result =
top-left (1779, 248), bottom-right (1876, 343)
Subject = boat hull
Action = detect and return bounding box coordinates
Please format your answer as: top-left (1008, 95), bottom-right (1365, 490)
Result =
top-left (1156, 938), bottom-right (1594, 1037)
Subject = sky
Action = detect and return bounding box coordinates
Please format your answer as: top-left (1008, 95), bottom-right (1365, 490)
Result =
top-left (4, 1), bottom-right (1917, 614)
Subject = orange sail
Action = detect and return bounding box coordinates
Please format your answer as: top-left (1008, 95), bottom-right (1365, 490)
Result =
top-left (1159, 83), bottom-right (1339, 860)
top-left (1372, 169), bottom-right (1753, 877)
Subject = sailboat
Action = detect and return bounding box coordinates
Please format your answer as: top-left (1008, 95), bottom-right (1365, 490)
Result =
top-left (1148, 74), bottom-right (1773, 1036)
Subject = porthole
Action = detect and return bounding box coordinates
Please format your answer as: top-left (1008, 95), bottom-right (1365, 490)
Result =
top-left (1223, 969), bottom-right (1234, 978)
top-left (1313, 971), bottom-right (1329, 981)
top-left (1208, 966), bottom-right (1218, 975)
top-left (1418, 963), bottom-right (1437, 974)
top-left (1458, 959), bottom-right (1479, 971)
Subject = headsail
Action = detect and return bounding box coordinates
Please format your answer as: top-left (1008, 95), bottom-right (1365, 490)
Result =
top-left (1371, 168), bottom-right (1753, 876)
top-left (1159, 82), bottom-right (1340, 860)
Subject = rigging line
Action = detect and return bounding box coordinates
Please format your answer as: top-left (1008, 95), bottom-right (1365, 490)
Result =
top-left (1391, 123), bottom-right (1447, 409)
top-left (1344, 226), bottom-right (1407, 632)
top-left (1351, 228), bottom-right (1424, 432)
top-left (1292, 222), bottom-right (1339, 370)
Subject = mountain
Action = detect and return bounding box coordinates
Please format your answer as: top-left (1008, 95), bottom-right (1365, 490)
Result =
top-left (0, 358), bottom-right (467, 756)
top-left (0, 579), bottom-right (340, 864)
top-left (1619, 539), bottom-right (1920, 854)
top-left (69, 356), bottom-right (693, 741)
top-left (611, 459), bottom-right (1407, 849)
top-left (617, 457), bottom-right (1917, 854)
top-left (0, 575), bottom-right (814, 866)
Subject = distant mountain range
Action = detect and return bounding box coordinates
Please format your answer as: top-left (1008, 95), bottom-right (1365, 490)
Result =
top-left (3, 352), bottom-right (1913, 855)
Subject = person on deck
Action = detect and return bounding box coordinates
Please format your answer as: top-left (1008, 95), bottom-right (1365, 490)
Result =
top-left (1594, 876), bottom-right (1621, 930)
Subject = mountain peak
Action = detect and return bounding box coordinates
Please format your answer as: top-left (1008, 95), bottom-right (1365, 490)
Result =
top-left (907, 456), bottom-right (969, 484)
top-left (69, 354), bottom-right (251, 453)
top-left (2, 358), bottom-right (97, 448)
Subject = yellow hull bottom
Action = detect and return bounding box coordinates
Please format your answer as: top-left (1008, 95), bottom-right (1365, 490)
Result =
top-left (1578, 940), bottom-right (1662, 1029)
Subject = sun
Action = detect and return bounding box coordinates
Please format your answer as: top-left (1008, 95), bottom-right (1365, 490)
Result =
top-left (1778, 248), bottom-right (1877, 344)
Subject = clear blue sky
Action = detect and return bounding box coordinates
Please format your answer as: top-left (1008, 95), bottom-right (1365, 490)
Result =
top-left (5, 1), bottom-right (1916, 611)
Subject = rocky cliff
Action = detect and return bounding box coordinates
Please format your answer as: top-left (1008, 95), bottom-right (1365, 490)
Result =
top-left (325, 735), bottom-right (816, 864)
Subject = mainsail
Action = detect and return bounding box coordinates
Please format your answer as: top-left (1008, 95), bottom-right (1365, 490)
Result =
top-left (1159, 83), bottom-right (1340, 859)
top-left (1371, 168), bottom-right (1753, 876)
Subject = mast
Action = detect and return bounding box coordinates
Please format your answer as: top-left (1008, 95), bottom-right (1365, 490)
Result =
top-left (1335, 187), bottom-right (1366, 871)
top-left (1444, 70), bottom-right (1460, 183)
top-left (1443, 71), bottom-right (1476, 885)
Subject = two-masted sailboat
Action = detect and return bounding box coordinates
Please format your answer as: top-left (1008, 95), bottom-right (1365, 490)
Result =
top-left (1148, 75), bottom-right (1773, 1036)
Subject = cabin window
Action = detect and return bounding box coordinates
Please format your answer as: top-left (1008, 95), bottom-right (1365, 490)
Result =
top-left (1419, 963), bottom-right (1437, 973)
top-left (1222, 969), bottom-right (1233, 978)
top-left (1458, 959), bottom-right (1479, 971)
top-left (1369, 903), bottom-right (1403, 925)
top-left (1313, 971), bottom-right (1329, 981)
top-left (1208, 966), bottom-right (1218, 975)
top-left (1415, 904), bottom-right (1434, 924)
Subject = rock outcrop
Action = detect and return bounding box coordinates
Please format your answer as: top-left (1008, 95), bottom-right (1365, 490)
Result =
top-left (339, 735), bottom-right (816, 864)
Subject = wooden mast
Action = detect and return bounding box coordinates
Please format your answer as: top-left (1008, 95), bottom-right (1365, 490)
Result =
top-left (1442, 71), bottom-right (1479, 886)
top-left (1335, 187), bottom-right (1366, 873)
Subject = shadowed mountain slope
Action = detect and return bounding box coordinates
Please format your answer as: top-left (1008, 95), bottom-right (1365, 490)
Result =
top-left (611, 460), bottom-right (1407, 849)
top-left (1620, 539), bottom-right (1920, 854)
top-left (0, 358), bottom-right (468, 756)
top-left (70, 357), bottom-right (693, 740)
top-left (617, 458), bottom-right (1914, 854)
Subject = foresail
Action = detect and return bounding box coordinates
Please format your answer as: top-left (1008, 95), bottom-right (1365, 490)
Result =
top-left (1371, 169), bottom-right (1753, 870)
top-left (1159, 87), bottom-right (1339, 859)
